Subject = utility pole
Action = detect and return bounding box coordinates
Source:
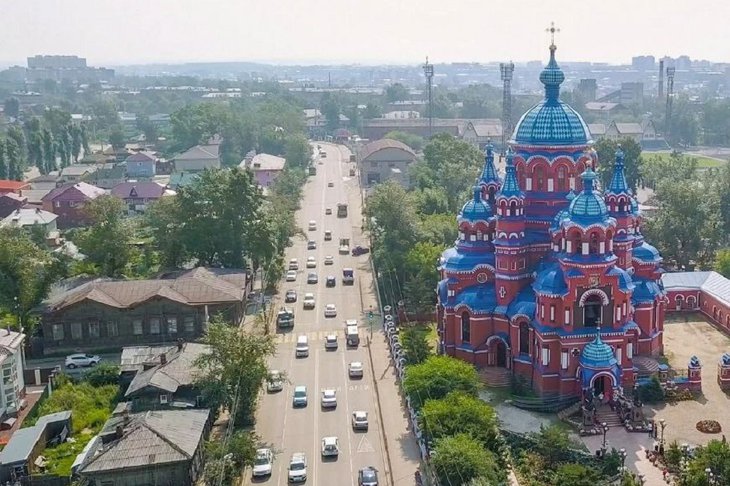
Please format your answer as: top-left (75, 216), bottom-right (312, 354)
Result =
top-left (665, 66), bottom-right (676, 144)
top-left (422, 57), bottom-right (434, 139)
top-left (500, 61), bottom-right (515, 152)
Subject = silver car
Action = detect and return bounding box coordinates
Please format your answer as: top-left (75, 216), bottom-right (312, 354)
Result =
top-left (321, 389), bottom-right (337, 408)
top-left (288, 453), bottom-right (307, 483)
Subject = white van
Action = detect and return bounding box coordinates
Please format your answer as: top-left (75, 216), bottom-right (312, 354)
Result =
top-left (345, 325), bottom-right (359, 347)
top-left (296, 335), bottom-right (309, 357)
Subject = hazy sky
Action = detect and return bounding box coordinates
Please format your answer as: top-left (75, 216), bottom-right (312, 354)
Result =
top-left (2, 0), bottom-right (729, 66)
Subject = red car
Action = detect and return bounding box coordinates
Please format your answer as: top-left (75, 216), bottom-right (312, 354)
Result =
top-left (352, 246), bottom-right (370, 256)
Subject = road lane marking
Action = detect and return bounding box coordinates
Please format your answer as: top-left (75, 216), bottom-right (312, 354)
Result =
top-left (341, 344), bottom-right (356, 486)
top-left (356, 435), bottom-right (375, 454)
top-left (312, 347), bottom-right (320, 486)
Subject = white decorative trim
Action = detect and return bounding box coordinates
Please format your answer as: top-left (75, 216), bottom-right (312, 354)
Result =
top-left (579, 288), bottom-right (609, 306)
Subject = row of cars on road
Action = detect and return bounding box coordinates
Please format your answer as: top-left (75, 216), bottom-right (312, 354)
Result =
top-left (253, 448), bottom-right (379, 485)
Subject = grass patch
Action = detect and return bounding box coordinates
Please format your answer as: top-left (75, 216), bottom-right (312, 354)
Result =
top-left (645, 151), bottom-right (726, 168)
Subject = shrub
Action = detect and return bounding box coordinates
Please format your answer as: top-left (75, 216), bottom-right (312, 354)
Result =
top-left (84, 363), bottom-right (120, 387)
top-left (638, 375), bottom-right (665, 403)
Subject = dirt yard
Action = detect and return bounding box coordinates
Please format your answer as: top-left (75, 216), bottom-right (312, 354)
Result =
top-left (647, 313), bottom-right (730, 446)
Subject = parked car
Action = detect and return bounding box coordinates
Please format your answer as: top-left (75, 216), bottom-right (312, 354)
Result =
top-left (288, 453), bottom-right (307, 483)
top-left (252, 448), bottom-right (274, 477)
top-left (324, 304), bottom-right (337, 318)
top-left (348, 361), bottom-right (364, 378)
top-left (352, 246), bottom-right (370, 256)
top-left (325, 334), bottom-right (338, 350)
top-left (324, 255), bottom-right (334, 265)
top-left (307, 272), bottom-right (318, 284)
top-left (306, 256), bottom-right (317, 268)
top-left (321, 389), bottom-right (337, 408)
top-left (293, 386), bottom-right (308, 407)
top-left (321, 436), bottom-right (339, 457)
top-left (65, 354), bottom-right (101, 368)
top-left (358, 466), bottom-right (379, 486)
top-left (267, 370), bottom-right (284, 393)
top-left (351, 411), bottom-right (369, 431)
top-left (326, 276), bottom-right (336, 287)
top-left (286, 270), bottom-right (297, 282)
top-left (303, 293), bottom-right (316, 309)
top-left (285, 289), bottom-right (297, 302)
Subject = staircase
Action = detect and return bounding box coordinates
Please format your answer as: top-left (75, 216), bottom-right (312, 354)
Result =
top-left (480, 367), bottom-right (512, 388)
top-left (633, 356), bottom-right (660, 378)
top-left (594, 405), bottom-right (625, 428)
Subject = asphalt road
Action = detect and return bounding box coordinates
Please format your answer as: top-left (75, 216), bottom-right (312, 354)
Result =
top-left (249, 144), bottom-right (387, 486)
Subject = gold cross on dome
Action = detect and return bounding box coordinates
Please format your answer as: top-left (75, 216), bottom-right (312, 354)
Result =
top-left (546, 21), bottom-right (560, 48)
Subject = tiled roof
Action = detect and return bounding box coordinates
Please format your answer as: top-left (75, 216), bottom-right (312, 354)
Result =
top-left (175, 144), bottom-right (219, 161)
top-left (605, 148), bottom-right (631, 195)
top-left (111, 182), bottom-right (166, 199)
top-left (588, 123), bottom-right (606, 136)
top-left (580, 332), bottom-right (618, 368)
top-left (459, 186), bottom-right (492, 223)
top-left (0, 192), bottom-right (26, 202)
top-left (124, 151), bottom-right (157, 163)
top-left (470, 122), bottom-right (502, 138)
top-left (60, 164), bottom-right (97, 177)
top-left (79, 409), bottom-right (210, 473)
top-left (479, 142), bottom-right (500, 186)
top-left (663, 271), bottom-right (730, 308)
top-left (614, 123), bottom-right (643, 135)
top-left (125, 342), bottom-right (208, 396)
top-left (42, 182), bottom-right (106, 202)
top-left (0, 179), bottom-right (29, 191)
top-left (450, 284), bottom-right (498, 314)
top-left (359, 139), bottom-right (416, 161)
top-left (1, 208), bottom-right (57, 227)
top-left (244, 153), bottom-right (286, 172)
top-left (568, 169), bottom-right (609, 220)
top-left (42, 267), bottom-right (246, 312)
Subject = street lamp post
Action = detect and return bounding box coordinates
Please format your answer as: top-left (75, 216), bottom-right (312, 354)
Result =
top-left (619, 448), bottom-right (627, 473)
top-left (659, 418), bottom-right (667, 454)
top-left (638, 473), bottom-right (645, 485)
top-left (601, 422), bottom-right (609, 455)
top-left (422, 58), bottom-right (434, 139)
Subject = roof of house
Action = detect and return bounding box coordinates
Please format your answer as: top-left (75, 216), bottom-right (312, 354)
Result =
top-left (60, 164), bottom-right (98, 177)
top-left (28, 174), bottom-right (60, 184)
top-left (468, 121), bottom-right (503, 138)
top-left (0, 329), bottom-right (25, 352)
top-left (359, 139), bottom-right (416, 161)
top-left (244, 153), bottom-right (286, 172)
top-left (125, 151), bottom-right (158, 163)
top-left (0, 410), bottom-right (70, 465)
top-left (175, 144), bottom-right (219, 161)
top-left (41, 182), bottom-right (106, 202)
top-left (662, 271), bottom-right (730, 308)
top-left (120, 345), bottom-right (178, 373)
top-left (0, 192), bottom-right (27, 202)
top-left (0, 180), bottom-right (30, 191)
top-left (125, 342), bottom-right (208, 397)
top-left (588, 123), bottom-right (606, 136)
top-left (79, 409), bottom-right (210, 474)
top-left (111, 182), bottom-right (166, 199)
top-left (41, 267), bottom-right (246, 313)
top-left (1, 208), bottom-right (58, 227)
top-left (612, 122), bottom-right (643, 135)
top-left (22, 189), bottom-right (53, 205)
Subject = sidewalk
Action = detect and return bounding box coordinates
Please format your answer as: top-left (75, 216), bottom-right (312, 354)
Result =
top-left (367, 330), bottom-right (422, 486)
top-left (580, 430), bottom-right (666, 484)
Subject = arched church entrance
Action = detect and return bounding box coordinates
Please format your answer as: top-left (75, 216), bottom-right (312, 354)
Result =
top-left (486, 335), bottom-right (510, 369)
top-left (584, 294), bottom-right (603, 327)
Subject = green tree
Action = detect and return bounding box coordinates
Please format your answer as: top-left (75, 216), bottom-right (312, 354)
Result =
top-left (144, 196), bottom-right (187, 268)
top-left (42, 128), bottom-right (56, 174)
top-left (4, 97), bottom-right (20, 118)
top-left (640, 151), bottom-right (697, 189)
top-left (136, 113), bottom-right (158, 144)
top-left (386, 83), bottom-right (409, 103)
top-left (203, 430), bottom-right (259, 485)
top-left (108, 125), bottom-right (126, 150)
top-left (402, 355), bottom-right (480, 409)
top-left (400, 326), bottom-right (432, 365)
top-left (84, 364), bottom-right (121, 387)
top-left (431, 434), bottom-right (505, 486)
top-left (194, 317), bottom-right (276, 425)
top-left (75, 195), bottom-right (131, 277)
top-left (27, 130), bottom-right (45, 173)
top-left (384, 130), bottom-right (425, 151)
top-left (70, 124), bottom-right (83, 162)
top-left (681, 439), bottom-right (730, 486)
top-left (551, 463), bottom-right (602, 486)
top-left (593, 137), bottom-right (643, 191)
top-left (4, 136), bottom-right (23, 181)
top-left (362, 102), bottom-right (382, 120)
top-left (284, 134), bottom-right (312, 168)
top-left (403, 241), bottom-right (444, 313)
top-left (530, 424), bottom-right (576, 465)
top-left (715, 249), bottom-right (730, 278)
top-left (421, 391), bottom-right (501, 453)
top-left (0, 141), bottom-right (6, 179)
top-left (320, 92), bottom-right (342, 132)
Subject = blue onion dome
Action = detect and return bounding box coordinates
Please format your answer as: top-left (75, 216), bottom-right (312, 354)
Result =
top-left (459, 182), bottom-right (492, 223)
top-left (580, 330), bottom-right (617, 368)
top-left (568, 167), bottom-right (609, 221)
top-left (606, 145), bottom-right (631, 196)
top-left (552, 208), bottom-right (570, 231)
top-left (498, 148), bottom-right (523, 198)
top-left (479, 140), bottom-right (501, 186)
top-left (566, 189), bottom-right (577, 201)
top-left (512, 45), bottom-right (592, 146)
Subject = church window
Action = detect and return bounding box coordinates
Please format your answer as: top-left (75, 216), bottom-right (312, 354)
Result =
top-left (550, 305), bottom-right (556, 322)
top-left (509, 200), bottom-right (517, 216)
top-left (616, 346), bottom-right (622, 363)
top-left (557, 166), bottom-right (568, 191)
top-left (534, 166), bottom-right (546, 191)
top-left (517, 166), bottom-right (526, 190)
top-left (541, 346), bottom-right (550, 366)
top-left (589, 232), bottom-right (600, 255)
top-left (460, 312), bottom-right (470, 343)
top-left (487, 187), bottom-right (496, 205)
top-left (583, 294), bottom-right (603, 327)
top-left (561, 349), bottom-right (569, 369)
top-left (570, 233), bottom-right (581, 255)
top-left (564, 308), bottom-right (571, 325)
top-left (519, 323), bottom-right (530, 355)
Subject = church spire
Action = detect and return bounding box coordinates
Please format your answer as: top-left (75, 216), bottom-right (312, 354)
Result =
top-left (499, 147), bottom-right (523, 198)
top-left (606, 145), bottom-right (631, 195)
top-left (479, 140), bottom-right (500, 185)
top-left (540, 22), bottom-right (565, 103)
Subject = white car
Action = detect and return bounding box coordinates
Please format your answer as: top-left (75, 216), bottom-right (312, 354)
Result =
top-left (286, 270), bottom-right (297, 281)
top-left (65, 353), bottom-right (101, 368)
top-left (267, 370), bottom-right (284, 393)
top-left (345, 319), bottom-right (358, 328)
top-left (252, 448), bottom-right (274, 477)
top-left (308, 220), bottom-right (317, 231)
top-left (288, 258), bottom-right (299, 270)
top-left (352, 411), bottom-right (369, 430)
top-left (324, 304), bottom-right (337, 318)
top-left (324, 255), bottom-right (334, 265)
top-left (325, 334), bottom-right (338, 350)
top-left (306, 256), bottom-right (317, 268)
top-left (321, 389), bottom-right (337, 408)
top-left (303, 293), bottom-right (316, 309)
top-left (349, 361), bottom-right (364, 378)
top-left (321, 436), bottom-right (340, 457)
top-left (288, 453), bottom-right (307, 483)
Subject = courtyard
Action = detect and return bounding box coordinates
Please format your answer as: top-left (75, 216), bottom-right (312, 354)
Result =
top-left (646, 313), bottom-right (730, 447)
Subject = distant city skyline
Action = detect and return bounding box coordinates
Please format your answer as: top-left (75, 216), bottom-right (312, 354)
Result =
top-left (1, 0), bottom-right (729, 66)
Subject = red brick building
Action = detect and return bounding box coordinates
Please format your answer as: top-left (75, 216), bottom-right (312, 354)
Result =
top-left (662, 271), bottom-right (730, 334)
top-left (437, 43), bottom-right (665, 400)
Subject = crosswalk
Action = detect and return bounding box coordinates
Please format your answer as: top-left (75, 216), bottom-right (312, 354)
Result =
top-left (273, 328), bottom-right (369, 344)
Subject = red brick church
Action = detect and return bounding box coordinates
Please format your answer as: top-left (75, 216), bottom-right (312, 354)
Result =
top-left (436, 42), bottom-right (666, 399)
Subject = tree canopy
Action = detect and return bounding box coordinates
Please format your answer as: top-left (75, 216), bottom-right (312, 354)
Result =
top-left (76, 195), bottom-right (131, 277)
top-left (594, 137), bottom-right (643, 191)
top-left (402, 355), bottom-right (480, 409)
top-left (430, 434), bottom-right (505, 486)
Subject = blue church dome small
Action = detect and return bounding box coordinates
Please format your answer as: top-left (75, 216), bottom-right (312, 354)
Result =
top-left (568, 168), bottom-right (609, 220)
top-left (459, 184), bottom-right (492, 223)
top-left (512, 45), bottom-right (592, 146)
top-left (580, 332), bottom-right (617, 368)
